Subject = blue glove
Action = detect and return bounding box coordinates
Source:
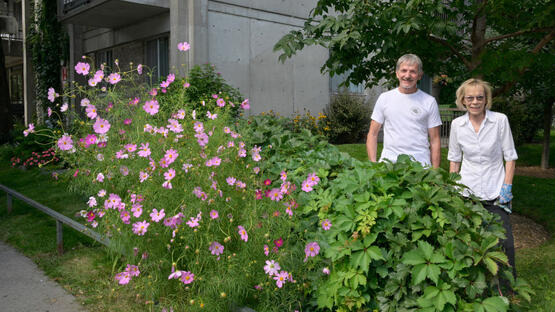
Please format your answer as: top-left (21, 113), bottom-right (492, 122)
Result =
top-left (499, 183), bottom-right (513, 204)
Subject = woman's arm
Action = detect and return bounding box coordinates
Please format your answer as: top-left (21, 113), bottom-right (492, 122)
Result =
top-left (504, 160), bottom-right (516, 184)
top-left (449, 161), bottom-right (461, 173)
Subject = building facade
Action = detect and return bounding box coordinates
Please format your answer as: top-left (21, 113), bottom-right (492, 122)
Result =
top-left (1, 0), bottom-right (24, 120)
top-left (57, 0), bottom-right (354, 116)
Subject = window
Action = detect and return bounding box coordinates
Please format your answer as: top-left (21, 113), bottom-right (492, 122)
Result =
top-left (418, 73), bottom-right (432, 94)
top-left (146, 36), bottom-right (169, 83)
top-left (95, 49), bottom-right (113, 71)
top-left (9, 66), bottom-right (23, 105)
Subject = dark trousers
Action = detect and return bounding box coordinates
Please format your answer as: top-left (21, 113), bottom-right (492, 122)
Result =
top-left (482, 201), bottom-right (517, 293)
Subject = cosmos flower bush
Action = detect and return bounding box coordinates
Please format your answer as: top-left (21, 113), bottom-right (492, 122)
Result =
top-left (23, 44), bottom-right (333, 311)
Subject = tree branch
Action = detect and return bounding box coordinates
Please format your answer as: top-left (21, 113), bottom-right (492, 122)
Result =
top-left (493, 29), bottom-right (555, 97)
top-left (428, 34), bottom-right (472, 69)
top-left (479, 27), bottom-right (555, 49)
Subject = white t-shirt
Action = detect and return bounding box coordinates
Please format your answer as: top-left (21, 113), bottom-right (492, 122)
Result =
top-left (447, 110), bottom-right (518, 201)
top-left (371, 88), bottom-right (442, 166)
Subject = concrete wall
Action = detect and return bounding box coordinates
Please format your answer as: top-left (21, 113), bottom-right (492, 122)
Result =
top-left (207, 1), bottom-right (329, 116)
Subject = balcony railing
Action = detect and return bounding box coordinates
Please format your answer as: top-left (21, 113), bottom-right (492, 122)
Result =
top-left (62, 0), bottom-right (91, 14)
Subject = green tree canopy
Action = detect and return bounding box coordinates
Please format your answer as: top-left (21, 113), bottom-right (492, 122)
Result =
top-left (274, 0), bottom-right (554, 96)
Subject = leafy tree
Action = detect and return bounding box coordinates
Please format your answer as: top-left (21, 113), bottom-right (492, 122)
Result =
top-left (274, 0), bottom-right (554, 165)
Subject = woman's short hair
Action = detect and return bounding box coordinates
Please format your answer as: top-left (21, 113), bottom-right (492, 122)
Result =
top-left (455, 78), bottom-right (493, 111)
top-left (396, 54), bottom-right (423, 74)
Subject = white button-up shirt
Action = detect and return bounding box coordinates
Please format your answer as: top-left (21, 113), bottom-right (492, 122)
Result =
top-left (447, 110), bottom-right (518, 201)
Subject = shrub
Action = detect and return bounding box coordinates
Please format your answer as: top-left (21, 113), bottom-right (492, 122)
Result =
top-left (492, 97), bottom-right (544, 146)
top-left (324, 91), bottom-right (371, 144)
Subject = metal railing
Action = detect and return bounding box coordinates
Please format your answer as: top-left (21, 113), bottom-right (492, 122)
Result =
top-left (439, 108), bottom-right (465, 147)
top-left (0, 184), bottom-right (110, 255)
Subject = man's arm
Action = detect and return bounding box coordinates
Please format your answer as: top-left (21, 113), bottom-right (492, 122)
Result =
top-left (366, 120), bottom-right (382, 162)
top-left (428, 126), bottom-right (441, 168)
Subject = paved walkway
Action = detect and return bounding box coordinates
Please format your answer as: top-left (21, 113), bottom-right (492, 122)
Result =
top-left (0, 241), bottom-right (86, 312)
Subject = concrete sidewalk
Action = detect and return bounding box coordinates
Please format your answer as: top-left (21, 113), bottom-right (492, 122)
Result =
top-left (0, 241), bottom-right (86, 312)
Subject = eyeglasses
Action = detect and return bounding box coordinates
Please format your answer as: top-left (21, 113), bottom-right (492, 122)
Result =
top-left (464, 96), bottom-right (485, 102)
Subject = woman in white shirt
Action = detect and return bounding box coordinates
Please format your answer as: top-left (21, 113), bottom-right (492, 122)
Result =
top-left (447, 78), bottom-right (518, 289)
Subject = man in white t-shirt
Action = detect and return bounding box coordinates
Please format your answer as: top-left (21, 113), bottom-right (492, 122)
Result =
top-left (366, 54), bottom-right (442, 168)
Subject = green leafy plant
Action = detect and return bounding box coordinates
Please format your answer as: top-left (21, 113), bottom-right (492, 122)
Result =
top-left (301, 156), bottom-right (533, 311)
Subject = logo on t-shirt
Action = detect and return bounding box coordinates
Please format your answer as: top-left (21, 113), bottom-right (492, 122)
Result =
top-left (410, 106), bottom-right (422, 117)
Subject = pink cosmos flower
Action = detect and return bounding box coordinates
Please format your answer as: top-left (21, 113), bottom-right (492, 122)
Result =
top-left (182, 163), bottom-right (193, 172)
top-left (263, 179), bottom-right (272, 186)
top-left (47, 107), bottom-right (53, 117)
top-left (238, 225), bottom-right (248, 242)
top-left (304, 242), bottom-right (320, 261)
top-left (150, 209), bottom-right (165, 223)
top-left (164, 168), bottom-right (176, 181)
top-left (280, 171), bottom-right (287, 181)
top-left (180, 271), bottom-right (194, 284)
top-left (264, 244), bottom-right (270, 256)
top-left (175, 109), bottom-right (186, 119)
top-left (206, 111), bottom-right (217, 120)
top-left (139, 171), bottom-right (149, 183)
top-left (307, 173), bottom-right (320, 186)
top-left (120, 210), bottom-right (131, 224)
top-left (96, 173), bottom-right (104, 182)
top-left (137, 143), bottom-right (151, 157)
top-left (80, 98), bottom-right (90, 107)
top-left (125, 264), bottom-right (140, 277)
top-left (132, 220), bottom-right (150, 236)
top-left (115, 150), bottom-right (129, 159)
top-left (205, 156), bottom-right (221, 167)
top-left (241, 99), bottom-right (250, 110)
top-left (115, 272), bottom-right (131, 285)
top-left (274, 271), bottom-right (289, 288)
top-left (209, 241), bottom-right (224, 256)
top-left (85, 105), bottom-right (97, 119)
top-left (57, 134), bottom-right (73, 151)
top-left (93, 117), bottom-right (111, 134)
top-left (268, 188), bottom-right (283, 202)
top-left (164, 149), bottom-right (179, 164)
top-left (137, 64), bottom-right (143, 75)
top-left (87, 196), bottom-right (97, 207)
top-left (23, 123), bottom-right (35, 137)
top-left (274, 238), bottom-right (284, 248)
top-left (61, 103), bottom-right (69, 112)
top-left (124, 118), bottom-right (132, 125)
top-left (47, 87), bottom-right (59, 102)
top-left (131, 204), bottom-right (143, 218)
top-left (226, 176), bottom-right (236, 186)
top-left (186, 216), bottom-right (200, 228)
top-left (108, 72), bottom-right (121, 84)
top-left (216, 98), bottom-right (225, 107)
top-left (124, 143), bottom-right (137, 153)
top-left (238, 149), bottom-right (246, 158)
top-left (98, 189), bottom-right (106, 197)
top-left (263, 260), bottom-right (280, 276)
top-left (322, 267), bottom-right (330, 275)
top-left (301, 180), bottom-right (313, 192)
top-left (177, 42), bottom-right (190, 51)
top-left (209, 210), bottom-right (219, 219)
top-left (162, 181), bottom-right (173, 189)
top-left (143, 100), bottom-right (159, 116)
top-left (74, 62), bottom-right (90, 75)
top-left (322, 219), bottom-right (332, 231)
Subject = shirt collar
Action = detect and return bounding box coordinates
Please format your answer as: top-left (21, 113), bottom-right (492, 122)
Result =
top-left (459, 110), bottom-right (495, 126)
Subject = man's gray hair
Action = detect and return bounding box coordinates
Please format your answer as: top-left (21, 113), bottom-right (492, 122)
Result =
top-left (396, 54), bottom-right (423, 74)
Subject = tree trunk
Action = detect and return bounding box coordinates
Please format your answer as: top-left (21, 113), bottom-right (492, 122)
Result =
top-left (541, 101), bottom-right (552, 169)
top-left (0, 42), bottom-right (13, 143)
top-left (470, 0), bottom-right (487, 72)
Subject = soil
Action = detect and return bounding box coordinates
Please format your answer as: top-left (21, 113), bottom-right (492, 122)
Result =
top-left (511, 214), bottom-right (551, 249)
top-left (515, 166), bottom-right (555, 179)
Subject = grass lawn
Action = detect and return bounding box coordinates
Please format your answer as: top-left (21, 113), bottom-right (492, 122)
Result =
top-left (0, 164), bottom-right (146, 311)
